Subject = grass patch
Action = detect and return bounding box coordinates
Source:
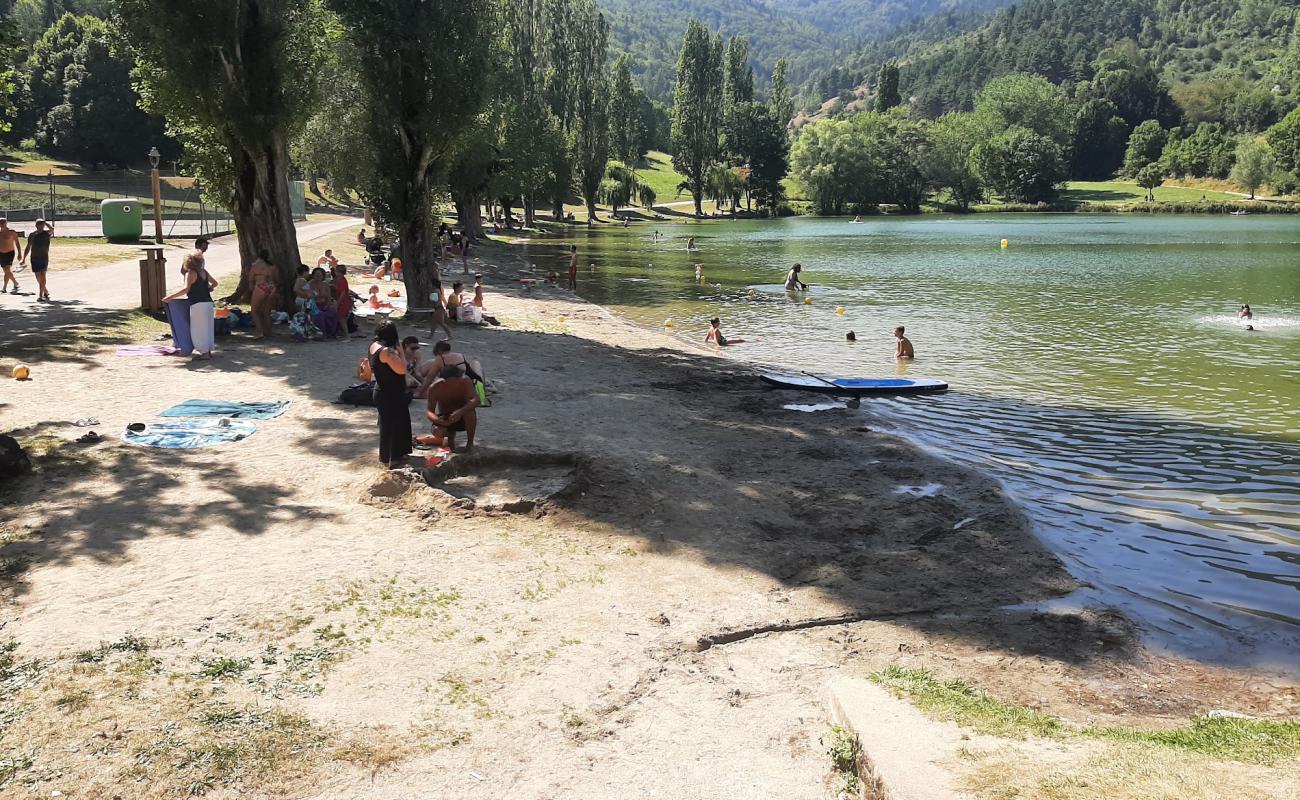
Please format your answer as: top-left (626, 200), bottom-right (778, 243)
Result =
top-left (195, 655), bottom-right (252, 680)
top-left (635, 151), bottom-right (689, 205)
top-left (1063, 180), bottom-right (1241, 204)
top-left (827, 724), bottom-right (862, 796)
top-left (440, 674), bottom-right (494, 719)
top-left (328, 576), bottom-right (462, 630)
top-left (872, 666), bottom-right (1300, 766)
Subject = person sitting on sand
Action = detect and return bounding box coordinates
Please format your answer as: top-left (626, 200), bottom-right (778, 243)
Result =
top-left (356, 228), bottom-right (368, 246)
top-left (446, 281), bottom-right (465, 319)
top-left (426, 365), bottom-right (481, 453)
top-left (368, 284), bottom-right (392, 310)
top-left (417, 340), bottom-right (489, 397)
top-left (317, 249), bottom-right (339, 271)
top-left (309, 267), bottom-right (343, 338)
top-left (705, 317), bottom-right (746, 347)
top-left (785, 263), bottom-right (807, 292)
top-left (894, 326), bottom-right (915, 360)
top-left (401, 336), bottom-right (434, 392)
top-left (1239, 304), bottom-right (1253, 320)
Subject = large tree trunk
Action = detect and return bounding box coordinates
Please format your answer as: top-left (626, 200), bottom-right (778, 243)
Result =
top-left (553, 196), bottom-right (565, 223)
top-left (586, 194), bottom-right (599, 223)
top-left (501, 196), bottom-right (514, 228)
top-left (399, 190), bottom-right (436, 323)
top-left (693, 190), bottom-right (703, 217)
top-left (524, 197), bottom-right (535, 228)
top-left (454, 193), bottom-right (484, 241)
top-left (226, 135), bottom-right (302, 308)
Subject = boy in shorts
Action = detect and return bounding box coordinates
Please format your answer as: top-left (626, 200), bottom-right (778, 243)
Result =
top-left (0, 218), bottom-right (20, 294)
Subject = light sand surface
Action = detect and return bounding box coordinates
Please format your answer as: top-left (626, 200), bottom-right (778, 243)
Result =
top-left (1, 222), bottom-right (1294, 798)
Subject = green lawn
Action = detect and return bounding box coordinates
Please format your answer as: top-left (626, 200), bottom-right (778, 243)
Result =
top-left (1062, 180), bottom-right (1242, 204)
top-left (634, 151), bottom-right (689, 205)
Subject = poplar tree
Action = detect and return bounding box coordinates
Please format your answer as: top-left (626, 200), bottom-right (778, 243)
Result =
top-left (328, 0), bottom-right (495, 309)
top-left (721, 35), bottom-right (754, 165)
top-left (569, 0), bottom-right (609, 222)
top-left (116, 0), bottom-right (325, 303)
top-left (608, 53), bottom-right (642, 167)
top-left (770, 57), bottom-right (794, 131)
top-left (875, 61), bottom-right (901, 112)
top-left (671, 20), bottom-right (723, 217)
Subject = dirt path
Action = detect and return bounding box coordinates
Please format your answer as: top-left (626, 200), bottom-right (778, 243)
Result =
top-left (0, 229), bottom-right (1294, 798)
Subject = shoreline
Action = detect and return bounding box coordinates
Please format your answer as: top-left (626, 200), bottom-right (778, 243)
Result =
top-left (0, 222), bottom-right (1295, 795)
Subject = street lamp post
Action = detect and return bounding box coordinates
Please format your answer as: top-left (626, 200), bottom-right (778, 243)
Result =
top-left (148, 146), bottom-right (164, 244)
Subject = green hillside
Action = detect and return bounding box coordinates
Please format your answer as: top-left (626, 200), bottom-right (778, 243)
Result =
top-left (832, 0), bottom-right (1299, 117)
top-left (598, 0), bottom-right (1012, 103)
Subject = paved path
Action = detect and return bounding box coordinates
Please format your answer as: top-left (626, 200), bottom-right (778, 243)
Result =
top-left (0, 217), bottom-right (356, 313)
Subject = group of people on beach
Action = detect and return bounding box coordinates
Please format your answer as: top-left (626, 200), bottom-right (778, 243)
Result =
top-left (0, 217), bottom-right (54, 301)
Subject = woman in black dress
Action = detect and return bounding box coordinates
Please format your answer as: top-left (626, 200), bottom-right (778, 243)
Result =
top-left (368, 321), bottom-right (412, 468)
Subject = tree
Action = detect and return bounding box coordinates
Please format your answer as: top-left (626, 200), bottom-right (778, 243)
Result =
top-left (1079, 49), bottom-right (1177, 129)
top-left (1122, 120), bottom-right (1168, 177)
top-left (705, 162), bottom-right (742, 215)
top-left (568, 0), bottom-right (609, 222)
top-left (1265, 107), bottom-right (1300, 175)
top-left (769, 57), bottom-right (793, 131)
top-left (973, 74), bottom-right (1072, 146)
top-left (747, 105), bottom-right (788, 213)
top-left (925, 112), bottom-right (985, 209)
top-left (1071, 98), bottom-right (1127, 180)
top-left (291, 54), bottom-right (368, 198)
top-left (1161, 123), bottom-right (1235, 178)
top-left (721, 35), bottom-right (754, 165)
top-left (0, 12), bottom-right (18, 138)
top-left (670, 20), bottom-right (723, 217)
top-left (117, 0), bottom-right (325, 303)
top-left (972, 127), bottom-right (1069, 203)
top-left (1229, 137), bottom-right (1276, 199)
top-left (874, 61), bottom-right (900, 112)
top-left (789, 117), bottom-right (864, 215)
top-left (328, 0), bottom-right (495, 309)
top-left (608, 53), bottom-right (642, 167)
top-left (25, 14), bottom-right (166, 165)
top-left (1135, 162), bottom-right (1163, 201)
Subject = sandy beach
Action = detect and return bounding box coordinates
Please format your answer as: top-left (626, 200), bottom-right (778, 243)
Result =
top-left (0, 220), bottom-right (1295, 798)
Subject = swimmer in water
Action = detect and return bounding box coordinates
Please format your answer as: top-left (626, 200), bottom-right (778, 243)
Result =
top-left (1239, 304), bottom-right (1253, 320)
top-left (894, 326), bottom-right (915, 360)
top-left (694, 264), bottom-right (702, 281)
top-left (785, 263), bottom-right (807, 292)
top-left (852, 215), bottom-right (862, 223)
top-left (687, 236), bottom-right (698, 251)
top-left (705, 317), bottom-right (745, 346)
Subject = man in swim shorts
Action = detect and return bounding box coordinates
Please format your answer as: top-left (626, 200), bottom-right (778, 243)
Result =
top-left (0, 218), bottom-right (21, 294)
top-left (894, 326), bottom-right (915, 360)
top-left (426, 365), bottom-right (481, 452)
top-left (21, 219), bottom-right (53, 301)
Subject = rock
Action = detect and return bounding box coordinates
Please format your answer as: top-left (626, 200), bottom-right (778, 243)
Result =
top-left (1205, 709), bottom-right (1255, 720)
top-left (0, 435), bottom-right (31, 480)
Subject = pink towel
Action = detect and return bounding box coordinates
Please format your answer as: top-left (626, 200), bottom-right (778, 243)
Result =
top-left (116, 344), bottom-right (181, 356)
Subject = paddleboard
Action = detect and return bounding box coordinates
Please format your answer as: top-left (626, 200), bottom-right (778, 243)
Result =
top-left (761, 373), bottom-right (948, 396)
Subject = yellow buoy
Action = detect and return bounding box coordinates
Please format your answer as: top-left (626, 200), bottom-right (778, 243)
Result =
top-left (835, 306), bottom-right (845, 316)
top-left (557, 315), bottom-right (567, 323)
top-left (803, 296), bottom-right (813, 305)
top-left (1000, 238), bottom-right (1009, 248)
top-left (664, 319), bottom-right (674, 327)
top-left (12, 364), bottom-right (30, 380)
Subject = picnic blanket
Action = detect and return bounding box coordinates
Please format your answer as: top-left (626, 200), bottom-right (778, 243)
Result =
top-left (123, 419), bottom-right (257, 449)
top-left (158, 400), bottom-right (290, 419)
top-left (116, 344), bottom-right (180, 357)
top-left (354, 295), bottom-right (408, 318)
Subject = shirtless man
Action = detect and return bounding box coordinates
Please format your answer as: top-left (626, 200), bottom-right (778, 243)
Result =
top-left (22, 219), bottom-right (53, 301)
top-left (0, 218), bottom-right (21, 294)
top-left (894, 326), bottom-right (915, 360)
top-left (426, 365), bottom-right (481, 452)
top-left (567, 245), bottom-right (578, 290)
top-left (249, 248), bottom-right (276, 340)
top-left (317, 249), bottom-right (339, 271)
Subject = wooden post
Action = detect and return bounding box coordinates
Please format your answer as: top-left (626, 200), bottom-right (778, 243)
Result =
top-left (151, 168), bottom-right (165, 244)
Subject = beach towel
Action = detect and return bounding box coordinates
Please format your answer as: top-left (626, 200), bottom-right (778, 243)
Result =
top-left (158, 400), bottom-right (290, 419)
top-left (116, 345), bottom-right (181, 357)
top-left (165, 298), bottom-right (194, 353)
top-left (123, 419), bottom-right (257, 449)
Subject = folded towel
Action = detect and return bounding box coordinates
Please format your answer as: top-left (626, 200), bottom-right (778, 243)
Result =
top-left (123, 419), bottom-right (257, 449)
top-left (158, 400), bottom-right (290, 419)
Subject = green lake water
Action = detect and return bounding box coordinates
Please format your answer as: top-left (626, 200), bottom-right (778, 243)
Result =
top-left (527, 214), bottom-right (1300, 671)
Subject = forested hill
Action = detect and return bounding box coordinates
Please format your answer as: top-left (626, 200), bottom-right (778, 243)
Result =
top-left (830, 0), bottom-right (1300, 117)
top-left (597, 0), bottom-right (1012, 102)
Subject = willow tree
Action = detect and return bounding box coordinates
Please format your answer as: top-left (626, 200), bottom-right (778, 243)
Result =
top-left (116, 0), bottom-right (324, 303)
top-left (329, 0), bottom-right (495, 309)
top-left (671, 20), bottom-right (723, 217)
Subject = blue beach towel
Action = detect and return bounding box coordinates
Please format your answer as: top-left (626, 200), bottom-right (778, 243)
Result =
top-left (123, 419), bottom-right (258, 449)
top-left (158, 400), bottom-right (290, 419)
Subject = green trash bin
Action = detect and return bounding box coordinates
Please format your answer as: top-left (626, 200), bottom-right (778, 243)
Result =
top-left (101, 198), bottom-right (143, 242)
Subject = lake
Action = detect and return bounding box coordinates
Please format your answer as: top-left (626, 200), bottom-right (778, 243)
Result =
top-left (528, 214), bottom-right (1300, 673)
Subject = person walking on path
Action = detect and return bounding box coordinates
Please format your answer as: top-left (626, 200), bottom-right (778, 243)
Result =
top-left (21, 219), bottom-right (54, 301)
top-left (567, 245), bottom-right (578, 291)
top-left (163, 240), bottom-right (219, 359)
top-left (0, 218), bottom-right (20, 294)
top-left (249, 249), bottom-right (277, 341)
top-left (369, 321), bottom-right (413, 468)
top-left (430, 276), bottom-right (453, 341)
